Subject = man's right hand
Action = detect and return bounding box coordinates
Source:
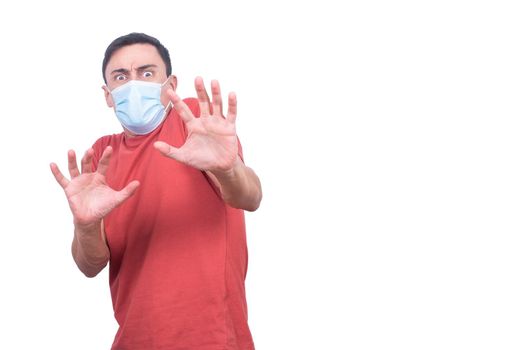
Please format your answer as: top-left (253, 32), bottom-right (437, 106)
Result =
top-left (50, 146), bottom-right (140, 228)
top-left (51, 146), bottom-right (139, 277)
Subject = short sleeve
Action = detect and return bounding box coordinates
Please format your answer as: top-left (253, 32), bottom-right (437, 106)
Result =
top-left (90, 135), bottom-right (112, 170)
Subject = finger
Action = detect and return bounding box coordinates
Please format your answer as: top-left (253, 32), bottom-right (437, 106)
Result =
top-left (96, 146), bottom-right (113, 175)
top-left (195, 76), bottom-right (211, 117)
top-left (226, 92), bottom-right (237, 125)
top-left (50, 162), bottom-right (70, 189)
top-left (211, 79), bottom-right (223, 117)
top-left (68, 150), bottom-right (80, 178)
top-left (81, 148), bottom-right (94, 173)
top-left (167, 90), bottom-right (195, 124)
top-left (115, 180), bottom-right (140, 203)
top-left (153, 141), bottom-right (186, 163)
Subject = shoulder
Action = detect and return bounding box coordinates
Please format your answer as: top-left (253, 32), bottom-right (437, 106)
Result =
top-left (92, 134), bottom-right (117, 151)
top-left (91, 133), bottom-right (123, 162)
top-left (92, 134), bottom-right (113, 148)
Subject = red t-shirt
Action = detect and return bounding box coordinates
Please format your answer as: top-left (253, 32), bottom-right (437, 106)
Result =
top-left (91, 98), bottom-right (254, 350)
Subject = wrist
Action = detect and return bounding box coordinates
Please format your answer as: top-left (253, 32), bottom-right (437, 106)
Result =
top-left (74, 219), bottom-right (101, 235)
top-left (210, 156), bottom-right (242, 181)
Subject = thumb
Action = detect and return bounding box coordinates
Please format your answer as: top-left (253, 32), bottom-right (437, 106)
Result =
top-left (154, 141), bottom-right (185, 162)
top-left (115, 180), bottom-right (140, 203)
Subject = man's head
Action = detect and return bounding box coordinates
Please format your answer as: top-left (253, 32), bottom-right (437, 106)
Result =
top-left (102, 32), bottom-right (172, 85)
top-left (102, 33), bottom-right (177, 134)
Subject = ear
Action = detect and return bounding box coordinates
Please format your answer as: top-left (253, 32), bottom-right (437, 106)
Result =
top-left (167, 75), bottom-right (177, 91)
top-left (102, 85), bottom-right (114, 108)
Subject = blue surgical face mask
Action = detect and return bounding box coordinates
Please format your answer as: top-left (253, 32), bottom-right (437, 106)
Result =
top-left (110, 79), bottom-right (171, 135)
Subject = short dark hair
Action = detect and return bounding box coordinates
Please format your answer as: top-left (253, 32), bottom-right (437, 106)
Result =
top-left (102, 32), bottom-right (172, 83)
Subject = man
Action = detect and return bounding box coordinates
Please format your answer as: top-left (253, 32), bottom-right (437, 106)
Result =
top-left (50, 32), bottom-right (262, 350)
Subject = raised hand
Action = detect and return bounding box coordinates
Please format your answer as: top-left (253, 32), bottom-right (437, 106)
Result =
top-left (154, 77), bottom-right (239, 173)
top-left (50, 147), bottom-right (140, 227)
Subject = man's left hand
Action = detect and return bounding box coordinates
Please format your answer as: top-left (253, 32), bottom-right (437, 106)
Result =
top-left (154, 77), bottom-right (238, 173)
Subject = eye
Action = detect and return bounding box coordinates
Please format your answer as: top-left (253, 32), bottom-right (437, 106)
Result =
top-left (143, 71), bottom-right (153, 78)
top-left (115, 74), bottom-right (127, 81)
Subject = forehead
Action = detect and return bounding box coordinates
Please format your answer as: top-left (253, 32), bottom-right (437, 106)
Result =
top-left (104, 43), bottom-right (166, 76)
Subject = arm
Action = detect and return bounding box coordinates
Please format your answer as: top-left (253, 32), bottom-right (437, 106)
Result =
top-left (71, 221), bottom-right (109, 277)
top-left (206, 157), bottom-right (262, 211)
top-left (50, 147), bottom-right (139, 277)
top-left (154, 77), bottom-right (262, 211)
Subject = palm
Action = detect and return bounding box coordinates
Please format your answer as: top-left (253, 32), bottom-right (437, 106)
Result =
top-left (154, 78), bottom-right (239, 172)
top-left (178, 112), bottom-right (238, 171)
top-left (50, 147), bottom-right (139, 226)
top-left (64, 173), bottom-right (123, 225)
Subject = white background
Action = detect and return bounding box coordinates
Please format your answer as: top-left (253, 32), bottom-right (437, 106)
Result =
top-left (0, 0), bottom-right (523, 349)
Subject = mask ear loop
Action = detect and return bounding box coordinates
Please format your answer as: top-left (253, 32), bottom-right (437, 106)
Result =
top-left (161, 77), bottom-right (174, 114)
top-left (164, 101), bottom-right (173, 113)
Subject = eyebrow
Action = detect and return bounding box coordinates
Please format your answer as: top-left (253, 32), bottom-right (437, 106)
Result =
top-left (110, 64), bottom-right (159, 75)
top-left (111, 68), bottom-right (130, 75)
top-left (136, 64), bottom-right (158, 71)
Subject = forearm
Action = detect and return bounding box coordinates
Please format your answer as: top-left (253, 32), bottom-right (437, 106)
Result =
top-left (71, 221), bottom-right (110, 278)
top-left (209, 157), bottom-right (262, 211)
